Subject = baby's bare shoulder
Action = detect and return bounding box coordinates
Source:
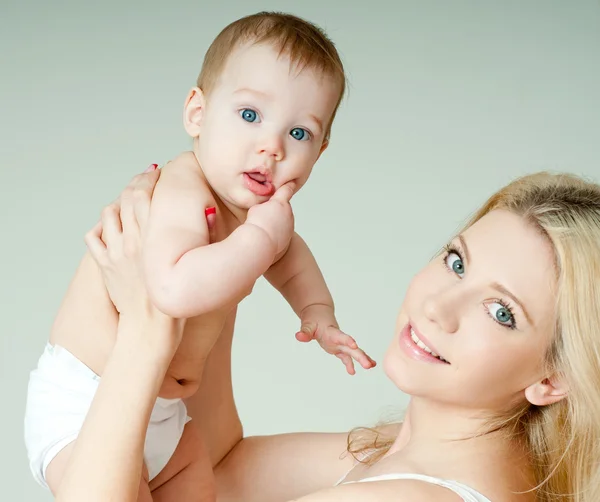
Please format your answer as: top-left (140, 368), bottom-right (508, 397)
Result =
top-left (154, 152), bottom-right (214, 206)
top-left (161, 152), bottom-right (205, 183)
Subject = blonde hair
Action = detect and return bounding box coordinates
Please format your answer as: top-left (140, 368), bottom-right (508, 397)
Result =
top-left (196, 11), bottom-right (346, 140)
top-left (349, 172), bottom-right (600, 502)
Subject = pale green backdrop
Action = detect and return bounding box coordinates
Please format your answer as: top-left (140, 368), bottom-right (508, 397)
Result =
top-left (1, 1), bottom-right (599, 500)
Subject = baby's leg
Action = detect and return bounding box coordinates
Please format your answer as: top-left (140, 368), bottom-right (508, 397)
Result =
top-left (149, 423), bottom-right (216, 502)
top-left (46, 441), bottom-right (153, 501)
top-left (151, 459), bottom-right (215, 502)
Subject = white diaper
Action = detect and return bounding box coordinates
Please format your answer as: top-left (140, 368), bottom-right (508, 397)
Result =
top-left (24, 343), bottom-right (190, 489)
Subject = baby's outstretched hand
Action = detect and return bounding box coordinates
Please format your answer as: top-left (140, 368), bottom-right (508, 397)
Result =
top-left (295, 304), bottom-right (376, 375)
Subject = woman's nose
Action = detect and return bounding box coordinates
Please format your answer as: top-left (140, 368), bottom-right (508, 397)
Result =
top-left (423, 286), bottom-right (461, 334)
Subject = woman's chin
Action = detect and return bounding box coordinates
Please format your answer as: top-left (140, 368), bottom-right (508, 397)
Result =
top-left (382, 347), bottom-right (418, 395)
top-left (382, 343), bottom-right (445, 399)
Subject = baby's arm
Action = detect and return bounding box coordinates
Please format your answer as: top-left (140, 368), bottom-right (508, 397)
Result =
top-left (265, 232), bottom-right (334, 316)
top-left (265, 234), bottom-right (375, 374)
top-left (143, 165), bottom-right (276, 318)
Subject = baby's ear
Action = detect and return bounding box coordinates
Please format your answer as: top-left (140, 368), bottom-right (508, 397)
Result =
top-left (183, 87), bottom-right (206, 138)
top-left (524, 374), bottom-right (568, 407)
top-left (316, 138), bottom-right (329, 161)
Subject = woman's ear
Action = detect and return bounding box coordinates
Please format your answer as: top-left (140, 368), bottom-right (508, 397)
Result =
top-left (183, 87), bottom-right (206, 138)
top-left (524, 374), bottom-right (568, 407)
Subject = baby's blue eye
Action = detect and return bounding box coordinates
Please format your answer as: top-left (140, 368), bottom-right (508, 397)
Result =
top-left (290, 127), bottom-right (310, 141)
top-left (240, 109), bottom-right (259, 123)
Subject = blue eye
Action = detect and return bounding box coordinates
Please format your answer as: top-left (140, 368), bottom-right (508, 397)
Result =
top-left (240, 109), bottom-right (260, 123)
top-left (290, 127), bottom-right (310, 141)
top-left (444, 251), bottom-right (465, 277)
top-left (487, 302), bottom-right (516, 329)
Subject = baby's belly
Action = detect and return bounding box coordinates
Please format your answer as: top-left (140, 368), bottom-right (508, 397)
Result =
top-left (50, 252), bottom-right (243, 400)
top-left (50, 252), bottom-right (120, 375)
top-left (158, 314), bottom-right (228, 399)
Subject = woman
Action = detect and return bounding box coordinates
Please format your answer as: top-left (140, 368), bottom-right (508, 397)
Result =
top-left (57, 169), bottom-right (600, 502)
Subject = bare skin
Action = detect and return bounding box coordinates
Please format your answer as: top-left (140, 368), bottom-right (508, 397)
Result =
top-left (55, 171), bottom-right (569, 502)
top-left (47, 160), bottom-right (239, 501)
top-left (42, 42), bottom-right (380, 500)
top-left (46, 150), bottom-right (363, 500)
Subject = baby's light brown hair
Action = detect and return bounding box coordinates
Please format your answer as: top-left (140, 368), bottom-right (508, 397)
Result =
top-left (196, 11), bottom-right (346, 141)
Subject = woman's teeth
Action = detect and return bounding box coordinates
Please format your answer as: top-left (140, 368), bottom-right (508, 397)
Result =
top-left (410, 328), bottom-right (449, 363)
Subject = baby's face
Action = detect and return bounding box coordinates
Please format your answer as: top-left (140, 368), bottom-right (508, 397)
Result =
top-left (192, 42), bottom-right (341, 209)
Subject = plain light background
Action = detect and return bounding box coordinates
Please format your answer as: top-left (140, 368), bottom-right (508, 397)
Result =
top-left (2, 1), bottom-right (599, 500)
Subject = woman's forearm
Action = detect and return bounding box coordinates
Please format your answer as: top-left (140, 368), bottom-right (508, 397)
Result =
top-left (56, 315), bottom-right (182, 502)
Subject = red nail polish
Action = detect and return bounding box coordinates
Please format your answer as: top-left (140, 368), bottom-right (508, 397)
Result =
top-left (205, 207), bottom-right (216, 216)
top-left (151, 164), bottom-right (158, 170)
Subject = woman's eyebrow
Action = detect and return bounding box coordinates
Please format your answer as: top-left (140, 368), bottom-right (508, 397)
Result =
top-left (490, 281), bottom-right (533, 326)
top-left (459, 234), bottom-right (533, 326)
top-left (458, 234), bottom-right (471, 262)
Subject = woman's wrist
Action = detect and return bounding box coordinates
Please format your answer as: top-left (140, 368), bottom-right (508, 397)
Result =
top-left (115, 310), bottom-right (184, 366)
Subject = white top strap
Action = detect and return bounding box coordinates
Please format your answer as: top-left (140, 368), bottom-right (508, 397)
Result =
top-left (340, 473), bottom-right (492, 502)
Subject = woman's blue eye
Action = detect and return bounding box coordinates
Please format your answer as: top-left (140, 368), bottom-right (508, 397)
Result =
top-left (240, 109), bottom-right (259, 123)
top-left (488, 302), bottom-right (515, 328)
top-left (445, 252), bottom-right (465, 277)
top-left (290, 127), bottom-right (310, 141)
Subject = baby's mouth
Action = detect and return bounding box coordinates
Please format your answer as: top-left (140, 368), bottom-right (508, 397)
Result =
top-left (246, 172), bottom-right (267, 184)
top-left (243, 170), bottom-right (275, 196)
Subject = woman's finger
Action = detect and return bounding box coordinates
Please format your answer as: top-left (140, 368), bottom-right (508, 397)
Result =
top-left (133, 168), bottom-right (160, 230)
top-left (84, 221), bottom-right (107, 265)
top-left (100, 203), bottom-right (123, 247)
top-left (120, 192), bottom-right (139, 258)
top-left (205, 207), bottom-right (217, 243)
top-left (120, 189), bottom-right (138, 240)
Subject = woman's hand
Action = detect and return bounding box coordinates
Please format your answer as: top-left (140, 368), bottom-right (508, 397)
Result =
top-left (84, 164), bottom-right (161, 318)
top-left (56, 165), bottom-right (182, 502)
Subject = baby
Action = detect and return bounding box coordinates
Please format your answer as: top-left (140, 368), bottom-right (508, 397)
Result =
top-left (25, 11), bottom-right (374, 501)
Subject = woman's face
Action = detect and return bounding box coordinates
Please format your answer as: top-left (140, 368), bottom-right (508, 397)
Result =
top-left (384, 209), bottom-right (559, 412)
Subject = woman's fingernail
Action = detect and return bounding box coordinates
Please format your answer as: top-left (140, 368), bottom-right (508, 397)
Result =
top-left (144, 164), bottom-right (158, 173)
top-left (205, 207), bottom-right (216, 216)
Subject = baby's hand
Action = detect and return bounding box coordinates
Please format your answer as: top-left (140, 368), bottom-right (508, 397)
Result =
top-left (295, 304), bottom-right (376, 375)
top-left (246, 182), bottom-right (296, 255)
